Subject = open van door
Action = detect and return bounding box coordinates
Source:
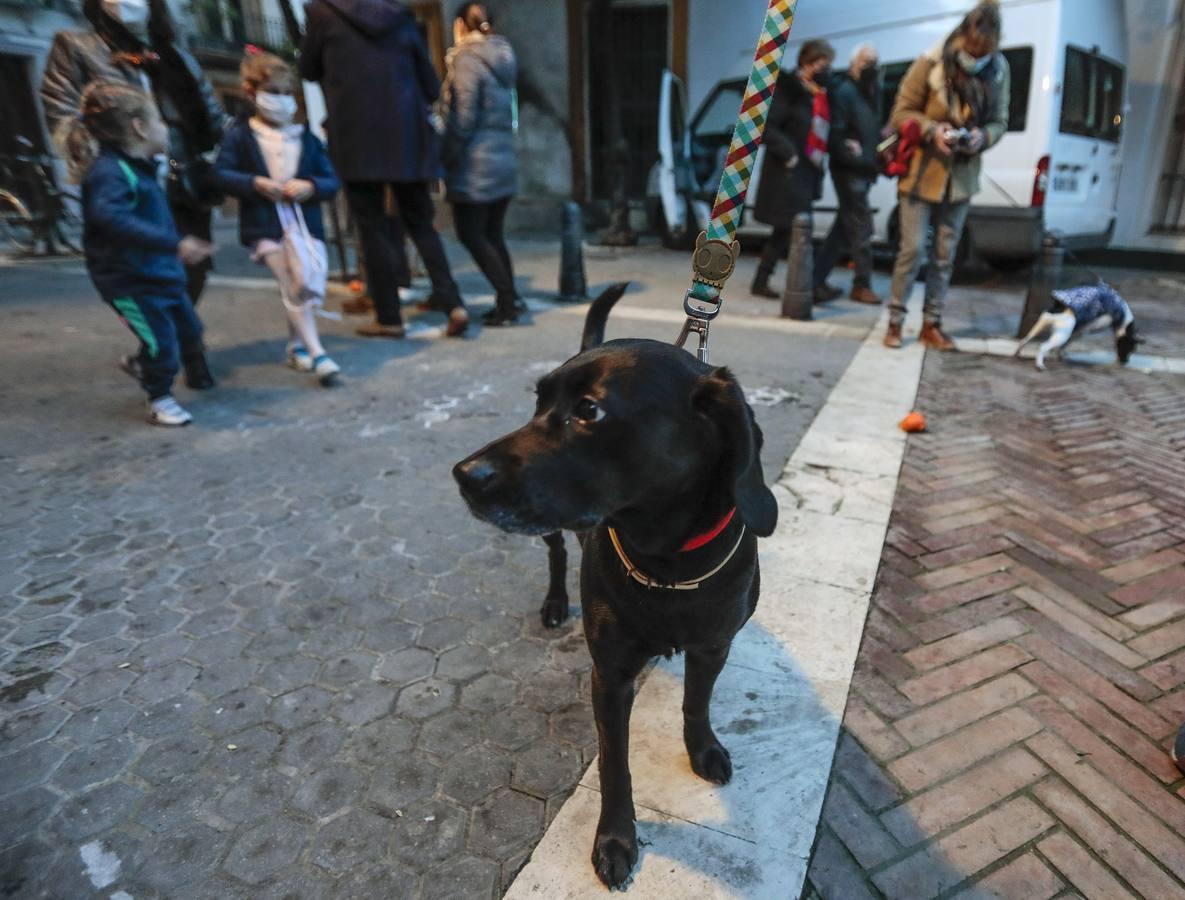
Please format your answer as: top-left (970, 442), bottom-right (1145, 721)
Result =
top-left (655, 69), bottom-right (694, 248)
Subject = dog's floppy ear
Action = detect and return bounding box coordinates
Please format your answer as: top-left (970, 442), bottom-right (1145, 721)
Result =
top-left (692, 367), bottom-right (778, 537)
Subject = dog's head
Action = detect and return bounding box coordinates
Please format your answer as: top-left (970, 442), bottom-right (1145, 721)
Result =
top-left (1116, 322), bottom-right (1141, 365)
top-left (453, 339), bottom-right (777, 539)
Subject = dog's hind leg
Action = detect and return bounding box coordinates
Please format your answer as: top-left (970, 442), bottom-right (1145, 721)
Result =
top-left (1036, 314), bottom-right (1076, 370)
top-left (540, 531), bottom-right (569, 628)
top-left (1015, 312), bottom-right (1052, 357)
top-left (683, 645), bottom-right (733, 784)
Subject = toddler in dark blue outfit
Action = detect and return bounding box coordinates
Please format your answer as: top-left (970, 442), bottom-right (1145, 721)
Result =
top-left (60, 82), bottom-right (214, 426)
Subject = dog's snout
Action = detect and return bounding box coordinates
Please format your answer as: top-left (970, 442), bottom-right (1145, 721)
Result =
top-left (453, 456), bottom-right (499, 495)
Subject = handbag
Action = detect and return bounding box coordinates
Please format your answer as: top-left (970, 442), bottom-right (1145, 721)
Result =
top-left (276, 202), bottom-right (335, 317)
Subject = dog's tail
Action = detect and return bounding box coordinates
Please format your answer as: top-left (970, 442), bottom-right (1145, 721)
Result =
top-left (580, 283), bottom-right (630, 351)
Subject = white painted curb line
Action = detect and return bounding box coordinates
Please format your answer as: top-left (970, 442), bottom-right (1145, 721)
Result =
top-left (955, 336), bottom-right (1185, 375)
top-left (505, 317), bottom-right (926, 899)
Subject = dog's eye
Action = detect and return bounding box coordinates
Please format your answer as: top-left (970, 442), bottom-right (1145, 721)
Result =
top-left (571, 397), bottom-right (605, 424)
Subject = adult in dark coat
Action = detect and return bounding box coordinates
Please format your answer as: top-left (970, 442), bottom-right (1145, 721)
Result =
top-left (42, 0), bottom-right (225, 306)
top-left (751, 39), bottom-right (835, 298)
top-left (300, 0), bottom-right (468, 338)
top-left (813, 42), bottom-right (884, 305)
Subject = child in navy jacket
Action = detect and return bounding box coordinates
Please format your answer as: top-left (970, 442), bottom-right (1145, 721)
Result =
top-left (60, 82), bottom-right (214, 426)
top-left (215, 51), bottom-right (342, 386)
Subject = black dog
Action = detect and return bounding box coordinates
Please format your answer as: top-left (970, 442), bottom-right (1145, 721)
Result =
top-left (454, 284), bottom-right (777, 889)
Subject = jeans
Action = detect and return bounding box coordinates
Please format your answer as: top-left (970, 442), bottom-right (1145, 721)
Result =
top-left (814, 171), bottom-right (874, 290)
top-left (107, 292), bottom-right (203, 400)
top-left (347, 181), bottom-right (462, 325)
top-left (452, 197), bottom-right (517, 313)
top-left (888, 194), bottom-right (970, 327)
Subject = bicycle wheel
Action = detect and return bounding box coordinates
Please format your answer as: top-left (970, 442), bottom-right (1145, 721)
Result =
top-left (0, 190), bottom-right (36, 255)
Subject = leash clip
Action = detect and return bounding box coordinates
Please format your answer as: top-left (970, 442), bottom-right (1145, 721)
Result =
top-left (676, 289), bottom-right (722, 364)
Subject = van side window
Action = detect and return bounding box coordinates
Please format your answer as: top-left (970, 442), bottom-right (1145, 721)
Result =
top-left (880, 48), bottom-right (1031, 133)
top-left (1060, 46), bottom-right (1125, 143)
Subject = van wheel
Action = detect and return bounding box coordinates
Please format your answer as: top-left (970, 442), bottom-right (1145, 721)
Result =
top-left (657, 199), bottom-right (696, 250)
top-left (986, 256), bottom-right (1035, 273)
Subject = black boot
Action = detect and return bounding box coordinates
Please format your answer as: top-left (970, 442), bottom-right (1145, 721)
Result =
top-left (182, 346), bottom-right (215, 390)
top-left (750, 269), bottom-right (779, 299)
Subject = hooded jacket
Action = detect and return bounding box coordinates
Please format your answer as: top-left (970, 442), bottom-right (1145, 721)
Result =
top-left (300, 0), bottom-right (442, 183)
top-left (41, 0), bottom-right (223, 161)
top-left (441, 33), bottom-right (518, 204)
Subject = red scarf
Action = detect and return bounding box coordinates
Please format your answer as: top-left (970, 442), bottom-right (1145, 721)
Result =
top-left (806, 87), bottom-right (831, 170)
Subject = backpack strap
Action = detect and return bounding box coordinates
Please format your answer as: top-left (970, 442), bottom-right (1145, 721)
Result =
top-left (116, 158), bottom-right (139, 203)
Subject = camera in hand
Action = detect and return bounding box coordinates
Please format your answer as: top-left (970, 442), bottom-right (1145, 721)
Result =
top-left (948, 127), bottom-right (977, 156)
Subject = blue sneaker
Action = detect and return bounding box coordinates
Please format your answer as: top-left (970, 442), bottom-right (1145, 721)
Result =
top-left (312, 354), bottom-right (341, 387)
top-left (287, 344), bottom-right (313, 372)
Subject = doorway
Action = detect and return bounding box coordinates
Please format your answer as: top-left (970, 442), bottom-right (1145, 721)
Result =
top-left (587, 3), bottom-right (668, 201)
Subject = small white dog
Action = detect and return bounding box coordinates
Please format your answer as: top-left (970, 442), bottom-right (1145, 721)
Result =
top-left (1014, 282), bottom-right (1139, 370)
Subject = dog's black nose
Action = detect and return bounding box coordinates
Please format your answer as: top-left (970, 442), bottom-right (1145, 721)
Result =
top-left (453, 457), bottom-right (498, 495)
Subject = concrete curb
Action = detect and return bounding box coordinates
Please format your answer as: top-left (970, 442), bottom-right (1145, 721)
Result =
top-left (504, 315), bottom-right (926, 898)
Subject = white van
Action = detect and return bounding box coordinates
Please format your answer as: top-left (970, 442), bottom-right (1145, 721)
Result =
top-left (649, 0), bottom-right (1127, 267)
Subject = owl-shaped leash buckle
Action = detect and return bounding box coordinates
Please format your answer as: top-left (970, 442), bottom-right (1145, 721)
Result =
top-left (677, 232), bottom-right (741, 364)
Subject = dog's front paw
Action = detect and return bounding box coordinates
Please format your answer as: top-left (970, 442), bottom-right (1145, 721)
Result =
top-left (688, 737), bottom-right (733, 785)
top-left (540, 592), bottom-right (569, 629)
top-left (592, 828), bottom-right (638, 890)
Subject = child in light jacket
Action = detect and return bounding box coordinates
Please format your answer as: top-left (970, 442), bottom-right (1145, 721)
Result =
top-left (215, 50), bottom-right (342, 385)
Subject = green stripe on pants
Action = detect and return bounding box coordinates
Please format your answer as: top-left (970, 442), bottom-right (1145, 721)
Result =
top-left (112, 297), bottom-right (159, 359)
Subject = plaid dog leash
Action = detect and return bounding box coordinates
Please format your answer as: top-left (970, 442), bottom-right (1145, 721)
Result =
top-left (676, 0), bottom-right (800, 363)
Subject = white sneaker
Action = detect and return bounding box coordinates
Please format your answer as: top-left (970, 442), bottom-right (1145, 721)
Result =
top-left (147, 395), bottom-right (192, 427)
top-left (312, 354), bottom-right (341, 387)
top-left (287, 344), bottom-right (313, 372)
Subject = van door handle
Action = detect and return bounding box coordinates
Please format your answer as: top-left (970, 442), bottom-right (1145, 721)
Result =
top-left (1054, 163), bottom-right (1085, 172)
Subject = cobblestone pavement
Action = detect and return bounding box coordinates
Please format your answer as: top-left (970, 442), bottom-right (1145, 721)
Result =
top-left (0, 239), bottom-right (870, 900)
top-left (803, 350), bottom-right (1185, 900)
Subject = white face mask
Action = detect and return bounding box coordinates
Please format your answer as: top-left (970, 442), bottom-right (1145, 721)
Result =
top-left (102, 0), bottom-right (150, 31)
top-left (256, 92), bottom-right (297, 126)
top-left (957, 50), bottom-right (992, 74)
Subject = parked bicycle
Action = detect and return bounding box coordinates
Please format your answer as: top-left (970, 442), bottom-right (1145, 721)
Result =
top-left (0, 135), bottom-right (82, 256)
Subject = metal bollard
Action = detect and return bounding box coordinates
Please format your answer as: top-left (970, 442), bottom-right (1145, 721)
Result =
top-left (1017, 232), bottom-right (1064, 338)
top-left (558, 201), bottom-right (589, 303)
top-left (781, 212), bottom-right (814, 321)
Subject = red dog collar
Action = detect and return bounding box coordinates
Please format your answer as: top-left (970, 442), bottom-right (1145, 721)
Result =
top-left (680, 507), bottom-right (737, 553)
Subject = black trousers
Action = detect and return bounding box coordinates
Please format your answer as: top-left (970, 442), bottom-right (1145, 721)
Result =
top-left (756, 225), bottom-right (792, 280)
top-left (452, 197), bottom-right (516, 313)
top-left (814, 170), bottom-right (874, 290)
top-left (346, 181), bottom-right (462, 325)
top-left (171, 204), bottom-right (212, 305)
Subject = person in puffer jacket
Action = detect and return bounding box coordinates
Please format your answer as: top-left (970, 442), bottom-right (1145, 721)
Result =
top-left (441, 3), bottom-right (523, 327)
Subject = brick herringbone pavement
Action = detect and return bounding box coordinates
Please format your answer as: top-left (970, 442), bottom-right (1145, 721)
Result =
top-left (803, 352), bottom-right (1185, 900)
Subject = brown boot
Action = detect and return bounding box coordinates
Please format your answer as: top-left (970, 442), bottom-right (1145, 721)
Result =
top-left (341, 294), bottom-right (374, 315)
top-left (355, 320), bottom-right (406, 338)
top-left (849, 285), bottom-right (882, 305)
top-left (445, 307), bottom-right (470, 337)
top-left (883, 322), bottom-right (903, 349)
top-left (920, 322), bottom-right (956, 351)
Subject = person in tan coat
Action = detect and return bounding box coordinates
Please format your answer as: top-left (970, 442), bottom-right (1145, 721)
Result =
top-left (883, 0), bottom-right (1010, 350)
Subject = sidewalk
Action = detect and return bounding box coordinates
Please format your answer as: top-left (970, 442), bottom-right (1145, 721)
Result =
top-left (803, 348), bottom-right (1185, 899)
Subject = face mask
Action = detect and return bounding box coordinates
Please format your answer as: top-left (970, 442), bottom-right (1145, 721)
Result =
top-left (101, 0), bottom-right (149, 31)
top-left (858, 65), bottom-right (878, 92)
top-left (256, 92), bottom-right (297, 126)
top-left (814, 66), bottom-right (832, 85)
top-left (957, 50), bottom-right (992, 74)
